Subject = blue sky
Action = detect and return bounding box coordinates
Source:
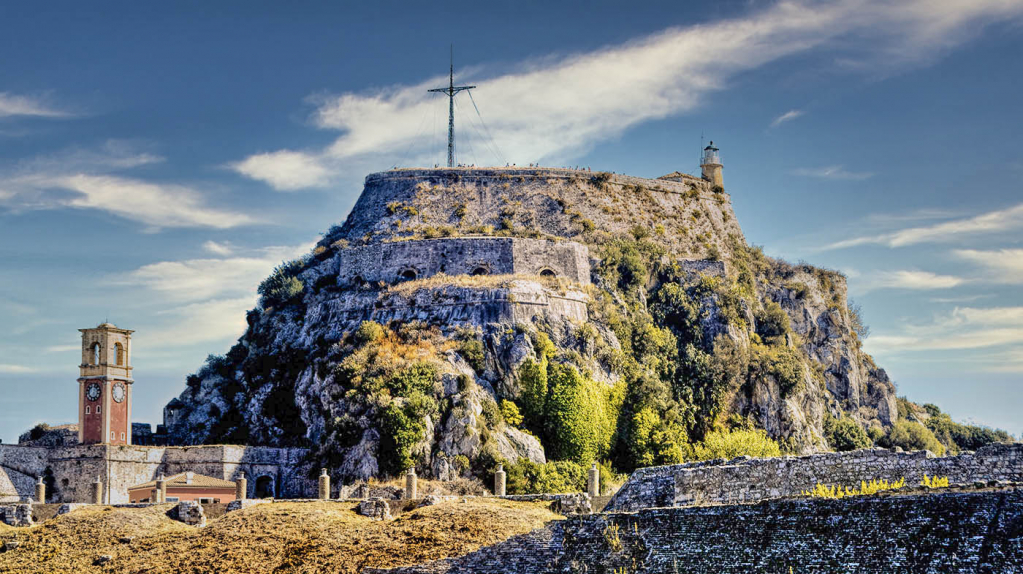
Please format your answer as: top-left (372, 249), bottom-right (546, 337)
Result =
top-left (2, 0), bottom-right (1022, 443)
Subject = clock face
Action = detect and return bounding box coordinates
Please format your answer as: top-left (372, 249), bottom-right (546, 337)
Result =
top-left (86, 382), bottom-right (101, 402)
top-left (112, 382), bottom-right (126, 403)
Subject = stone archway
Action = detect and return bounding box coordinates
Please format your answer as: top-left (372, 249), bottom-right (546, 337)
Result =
top-left (539, 268), bottom-right (557, 279)
top-left (470, 265), bottom-right (490, 276)
top-left (255, 475), bottom-right (274, 499)
top-left (399, 269), bottom-right (418, 282)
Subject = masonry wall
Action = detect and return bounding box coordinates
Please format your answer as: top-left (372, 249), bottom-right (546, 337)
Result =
top-left (606, 443), bottom-right (1023, 512)
top-left (334, 237), bottom-right (591, 286)
top-left (374, 488), bottom-right (1023, 574)
top-left (0, 444), bottom-right (315, 504)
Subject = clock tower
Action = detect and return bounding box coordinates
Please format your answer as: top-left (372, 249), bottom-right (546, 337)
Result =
top-left (78, 323), bottom-right (134, 445)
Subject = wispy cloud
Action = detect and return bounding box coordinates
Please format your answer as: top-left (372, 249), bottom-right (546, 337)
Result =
top-left (120, 243), bottom-right (312, 348)
top-left (0, 364), bottom-right (37, 374)
top-left (232, 0), bottom-right (1023, 190)
top-left (858, 270), bottom-right (967, 292)
top-left (866, 306), bottom-right (1023, 371)
top-left (0, 142), bottom-right (256, 230)
top-left (770, 109), bottom-right (804, 128)
top-left (203, 240), bottom-right (235, 256)
top-left (953, 248), bottom-right (1023, 284)
top-left (928, 294), bottom-right (995, 304)
top-left (791, 165), bottom-right (873, 180)
top-left (0, 92), bottom-right (71, 119)
top-left (824, 203), bottom-right (1023, 250)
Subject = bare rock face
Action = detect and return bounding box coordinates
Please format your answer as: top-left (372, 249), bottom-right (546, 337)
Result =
top-left (163, 167), bottom-right (901, 479)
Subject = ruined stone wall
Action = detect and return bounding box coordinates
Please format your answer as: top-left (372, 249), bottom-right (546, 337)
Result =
top-left (606, 443), bottom-right (1023, 512)
top-left (334, 237), bottom-right (590, 286)
top-left (305, 281), bottom-right (588, 339)
top-left (373, 488), bottom-right (1023, 574)
top-left (1, 444), bottom-right (315, 504)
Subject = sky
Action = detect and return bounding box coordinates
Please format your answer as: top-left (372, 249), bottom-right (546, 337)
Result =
top-left (1, 0), bottom-right (1022, 443)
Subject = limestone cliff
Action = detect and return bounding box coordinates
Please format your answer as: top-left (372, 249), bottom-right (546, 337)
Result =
top-left (165, 167), bottom-right (897, 481)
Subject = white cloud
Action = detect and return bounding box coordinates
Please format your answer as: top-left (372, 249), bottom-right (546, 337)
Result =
top-left (203, 240), bottom-right (235, 256)
top-left (866, 305), bottom-right (1023, 369)
top-left (44, 344), bottom-right (80, 353)
top-left (139, 297), bottom-right (255, 348)
top-left (825, 203), bottom-right (1023, 250)
top-left (119, 243), bottom-right (312, 349)
top-left (0, 364), bottom-right (37, 374)
top-left (59, 174), bottom-right (256, 230)
top-left (770, 109), bottom-right (804, 127)
top-left (0, 143), bottom-right (256, 230)
top-left (792, 165), bottom-right (873, 180)
top-left (121, 244), bottom-right (310, 303)
top-left (0, 92), bottom-right (71, 119)
top-left (230, 150), bottom-right (332, 191)
top-left (233, 0), bottom-right (1023, 190)
top-left (859, 270), bottom-right (967, 292)
top-left (953, 248), bottom-right (1023, 284)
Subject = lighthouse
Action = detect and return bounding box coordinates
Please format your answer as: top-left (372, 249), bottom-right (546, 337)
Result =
top-left (700, 141), bottom-right (723, 189)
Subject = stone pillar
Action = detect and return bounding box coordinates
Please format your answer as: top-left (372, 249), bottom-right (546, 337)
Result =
top-left (318, 468), bottom-right (330, 500)
top-left (35, 476), bottom-right (46, 503)
top-left (235, 471), bottom-right (247, 501)
top-left (93, 477), bottom-right (104, 505)
top-left (356, 482), bottom-right (370, 499)
top-left (155, 474), bottom-right (166, 503)
top-left (405, 468), bottom-right (417, 500)
top-left (587, 462), bottom-right (599, 498)
top-left (494, 464), bottom-right (506, 497)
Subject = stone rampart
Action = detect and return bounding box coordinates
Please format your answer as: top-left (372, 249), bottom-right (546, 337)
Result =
top-left (1, 444), bottom-right (314, 504)
top-left (306, 281), bottom-right (588, 337)
top-left (372, 487), bottom-right (1023, 573)
top-left (334, 238), bottom-right (590, 286)
top-left (606, 442), bottom-right (1023, 511)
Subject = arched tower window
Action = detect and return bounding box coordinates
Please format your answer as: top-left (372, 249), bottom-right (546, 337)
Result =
top-left (91, 343), bottom-right (101, 365)
top-left (539, 268), bottom-right (557, 279)
top-left (115, 343), bottom-right (125, 366)
top-left (471, 266), bottom-right (489, 276)
top-left (399, 269), bottom-right (418, 282)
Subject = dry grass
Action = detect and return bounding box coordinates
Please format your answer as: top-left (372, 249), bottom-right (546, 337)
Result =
top-left (0, 499), bottom-right (560, 573)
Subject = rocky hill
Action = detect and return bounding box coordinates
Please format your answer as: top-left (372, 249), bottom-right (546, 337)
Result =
top-left (165, 166), bottom-right (902, 482)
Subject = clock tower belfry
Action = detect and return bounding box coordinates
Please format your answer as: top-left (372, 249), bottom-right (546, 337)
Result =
top-left (78, 323), bottom-right (134, 445)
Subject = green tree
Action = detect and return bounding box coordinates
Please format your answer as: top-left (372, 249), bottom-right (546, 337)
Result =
top-left (692, 428), bottom-right (781, 461)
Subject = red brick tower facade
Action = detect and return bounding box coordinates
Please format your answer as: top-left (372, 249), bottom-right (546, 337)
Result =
top-left (78, 323), bottom-right (134, 445)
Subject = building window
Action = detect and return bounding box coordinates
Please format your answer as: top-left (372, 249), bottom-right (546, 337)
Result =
top-left (85, 406), bottom-right (91, 414)
top-left (120, 432), bottom-right (125, 441)
top-left (110, 431), bottom-right (115, 440)
top-left (166, 497), bottom-right (179, 503)
top-left (115, 343), bottom-right (125, 366)
top-left (96, 405), bottom-right (101, 414)
top-left (92, 343), bottom-right (101, 365)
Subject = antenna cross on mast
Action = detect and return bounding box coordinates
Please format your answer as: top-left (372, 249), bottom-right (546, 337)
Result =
top-left (428, 46), bottom-right (475, 168)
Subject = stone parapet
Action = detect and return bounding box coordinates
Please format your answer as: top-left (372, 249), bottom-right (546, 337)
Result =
top-left (606, 442), bottom-right (1023, 512)
top-left (334, 237), bottom-right (590, 287)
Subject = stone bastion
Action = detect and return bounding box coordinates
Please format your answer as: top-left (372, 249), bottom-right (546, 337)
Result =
top-left (331, 237), bottom-right (591, 287)
top-left (606, 442), bottom-right (1023, 511)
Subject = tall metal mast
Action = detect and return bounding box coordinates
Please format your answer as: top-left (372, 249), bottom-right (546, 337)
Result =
top-left (428, 46), bottom-right (475, 168)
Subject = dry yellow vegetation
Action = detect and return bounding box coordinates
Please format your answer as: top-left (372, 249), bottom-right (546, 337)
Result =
top-left (0, 499), bottom-right (561, 574)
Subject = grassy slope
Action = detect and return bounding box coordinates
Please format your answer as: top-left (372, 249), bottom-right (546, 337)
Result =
top-left (0, 499), bottom-right (560, 574)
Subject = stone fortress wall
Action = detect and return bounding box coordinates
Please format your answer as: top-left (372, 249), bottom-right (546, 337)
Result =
top-left (374, 487), bottom-right (1023, 574)
top-left (333, 237), bottom-right (591, 287)
top-left (0, 444), bottom-right (314, 504)
top-left (606, 442), bottom-right (1023, 511)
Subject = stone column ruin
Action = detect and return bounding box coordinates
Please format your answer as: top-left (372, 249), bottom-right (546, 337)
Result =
top-left (155, 473), bottom-right (166, 503)
top-left (318, 468), bottom-right (330, 500)
top-left (92, 476), bottom-right (104, 505)
top-left (587, 462), bottom-right (599, 498)
top-left (35, 476), bottom-right (46, 503)
top-left (494, 464), bottom-right (506, 497)
top-left (405, 468), bottom-right (417, 499)
top-left (235, 471), bottom-right (247, 501)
